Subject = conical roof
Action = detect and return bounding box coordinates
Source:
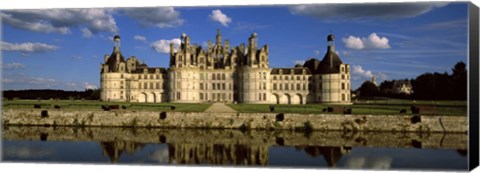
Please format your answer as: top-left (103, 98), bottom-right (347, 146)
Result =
top-left (318, 34), bottom-right (342, 74)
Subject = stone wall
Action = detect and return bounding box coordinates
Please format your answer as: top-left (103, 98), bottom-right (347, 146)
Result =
top-left (2, 109), bottom-right (467, 133)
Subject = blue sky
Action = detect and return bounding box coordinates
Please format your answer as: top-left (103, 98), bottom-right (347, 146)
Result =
top-left (1, 2), bottom-right (468, 91)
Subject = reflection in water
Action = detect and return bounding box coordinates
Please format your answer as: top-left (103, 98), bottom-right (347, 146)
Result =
top-left (100, 142), bottom-right (145, 163)
top-left (2, 126), bottom-right (468, 170)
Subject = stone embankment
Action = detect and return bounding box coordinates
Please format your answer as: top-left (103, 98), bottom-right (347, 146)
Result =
top-left (2, 109), bottom-right (467, 133)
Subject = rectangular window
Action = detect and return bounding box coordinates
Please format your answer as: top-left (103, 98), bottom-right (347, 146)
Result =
top-left (156, 83), bottom-right (160, 89)
top-left (212, 83), bottom-right (216, 90)
top-left (297, 84), bottom-right (300, 90)
top-left (263, 93), bottom-right (266, 101)
top-left (263, 72), bottom-right (266, 79)
top-left (212, 93), bottom-right (216, 100)
top-left (200, 93), bottom-right (204, 100)
top-left (222, 93), bottom-right (226, 100)
top-left (303, 84), bottom-right (306, 90)
top-left (280, 84), bottom-right (283, 90)
top-left (177, 82), bottom-right (180, 89)
top-left (263, 83), bottom-right (266, 90)
top-left (150, 83), bottom-right (153, 89)
top-left (259, 93), bottom-right (262, 101)
top-left (273, 76), bottom-right (277, 80)
top-left (156, 75), bottom-right (160, 79)
top-left (217, 83), bottom-right (221, 90)
top-left (285, 84), bottom-right (289, 90)
top-left (200, 73), bottom-right (204, 80)
top-left (144, 83), bottom-right (148, 89)
top-left (229, 84), bottom-right (232, 90)
top-left (139, 75), bottom-right (142, 79)
top-left (342, 75), bottom-right (345, 80)
top-left (212, 74), bottom-right (216, 80)
top-left (291, 84), bottom-right (294, 90)
top-left (200, 83), bottom-right (204, 90)
top-left (273, 84), bottom-right (277, 90)
top-left (342, 83), bottom-right (345, 90)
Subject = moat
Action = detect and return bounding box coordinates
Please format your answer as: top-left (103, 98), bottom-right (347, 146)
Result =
top-left (2, 126), bottom-right (468, 171)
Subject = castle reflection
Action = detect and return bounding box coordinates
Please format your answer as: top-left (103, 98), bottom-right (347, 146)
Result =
top-left (99, 140), bottom-right (352, 166)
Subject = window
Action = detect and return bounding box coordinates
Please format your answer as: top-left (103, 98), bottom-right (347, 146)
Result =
top-left (263, 82), bottom-right (266, 90)
top-left (200, 93), bottom-right (204, 100)
top-left (156, 75), bottom-right (160, 79)
top-left (177, 92), bottom-right (181, 99)
top-left (156, 83), bottom-right (160, 89)
top-left (144, 83), bottom-right (148, 89)
top-left (259, 93), bottom-right (262, 101)
top-left (341, 67), bottom-right (344, 72)
top-left (285, 84), bottom-right (289, 90)
top-left (150, 75), bottom-right (153, 79)
top-left (217, 74), bottom-right (221, 80)
top-left (297, 84), bottom-right (300, 90)
top-left (144, 74), bottom-right (147, 79)
top-left (297, 76), bottom-right (300, 80)
top-left (229, 84), bottom-right (232, 90)
top-left (222, 83), bottom-right (226, 90)
top-left (263, 93), bottom-right (266, 101)
top-left (139, 75), bottom-right (142, 79)
top-left (121, 74), bottom-right (124, 78)
top-left (303, 84), bottom-right (306, 90)
top-left (212, 93), bottom-right (216, 100)
top-left (217, 83), bottom-right (221, 90)
top-left (342, 83), bottom-right (345, 90)
top-left (285, 76), bottom-right (288, 80)
top-left (280, 84), bottom-right (283, 90)
top-left (150, 83), bottom-right (153, 89)
top-left (291, 76), bottom-right (294, 80)
top-left (200, 83), bottom-right (204, 90)
top-left (273, 76), bottom-right (277, 80)
top-left (263, 72), bottom-right (266, 79)
top-left (200, 73), bottom-right (204, 80)
top-left (212, 83), bottom-right (216, 90)
top-left (342, 75), bottom-right (345, 80)
top-left (291, 84), bottom-right (294, 90)
top-left (342, 94), bottom-right (345, 101)
top-left (273, 84), bottom-right (277, 90)
top-left (222, 74), bottom-right (226, 80)
top-left (303, 76), bottom-right (306, 80)
top-left (212, 74), bottom-right (216, 80)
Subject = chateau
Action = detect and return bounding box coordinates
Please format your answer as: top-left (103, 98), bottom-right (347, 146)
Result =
top-left (100, 29), bottom-right (351, 104)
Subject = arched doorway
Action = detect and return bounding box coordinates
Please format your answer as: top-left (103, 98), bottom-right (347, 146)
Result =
top-left (271, 93), bottom-right (280, 104)
top-left (139, 92), bottom-right (147, 103)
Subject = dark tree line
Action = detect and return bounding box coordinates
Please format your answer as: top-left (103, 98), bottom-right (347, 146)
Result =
top-left (356, 61), bottom-right (467, 100)
top-left (3, 89), bottom-right (101, 100)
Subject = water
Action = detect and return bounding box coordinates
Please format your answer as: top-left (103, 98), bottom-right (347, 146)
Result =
top-left (1, 126), bottom-right (468, 171)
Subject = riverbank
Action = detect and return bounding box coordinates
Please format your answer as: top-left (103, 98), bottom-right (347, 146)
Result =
top-left (2, 109), bottom-right (467, 133)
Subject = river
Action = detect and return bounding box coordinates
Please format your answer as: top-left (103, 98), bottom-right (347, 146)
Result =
top-left (1, 126), bottom-right (468, 171)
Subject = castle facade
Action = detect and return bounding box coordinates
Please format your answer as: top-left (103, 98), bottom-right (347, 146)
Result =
top-left (100, 30), bottom-right (351, 104)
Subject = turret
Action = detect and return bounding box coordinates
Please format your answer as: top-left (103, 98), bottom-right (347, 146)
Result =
top-left (216, 29), bottom-right (222, 45)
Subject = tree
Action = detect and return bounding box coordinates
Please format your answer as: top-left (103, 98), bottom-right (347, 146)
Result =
top-left (357, 81), bottom-right (380, 98)
top-left (452, 61), bottom-right (467, 100)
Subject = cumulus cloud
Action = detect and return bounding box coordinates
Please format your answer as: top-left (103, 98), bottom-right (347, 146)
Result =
top-left (123, 7), bottom-right (184, 28)
top-left (134, 35), bottom-right (147, 41)
top-left (342, 33), bottom-right (390, 50)
top-left (81, 28), bottom-right (93, 38)
top-left (150, 38), bottom-right (181, 54)
top-left (0, 9), bottom-right (118, 34)
top-left (294, 60), bottom-right (305, 65)
top-left (209, 9), bottom-right (232, 27)
top-left (3, 75), bottom-right (56, 85)
top-left (352, 65), bottom-right (373, 78)
top-left (84, 82), bottom-right (97, 90)
top-left (1, 41), bottom-right (59, 53)
top-left (3, 62), bottom-right (26, 69)
top-left (289, 2), bottom-right (448, 20)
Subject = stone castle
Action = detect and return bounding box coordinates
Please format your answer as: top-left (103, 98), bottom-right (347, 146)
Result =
top-left (100, 29), bottom-right (351, 104)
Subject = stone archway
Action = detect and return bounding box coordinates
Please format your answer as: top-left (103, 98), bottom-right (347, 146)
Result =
top-left (148, 92), bottom-right (156, 103)
top-left (271, 93), bottom-right (280, 104)
top-left (139, 92), bottom-right (147, 103)
top-left (291, 94), bottom-right (302, 105)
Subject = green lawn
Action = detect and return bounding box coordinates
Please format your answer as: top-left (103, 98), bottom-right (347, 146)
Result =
top-left (227, 99), bottom-right (467, 116)
top-left (2, 100), bottom-right (211, 112)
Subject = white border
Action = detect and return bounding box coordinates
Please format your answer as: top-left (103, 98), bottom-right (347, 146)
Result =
top-left (0, 0), bottom-right (477, 173)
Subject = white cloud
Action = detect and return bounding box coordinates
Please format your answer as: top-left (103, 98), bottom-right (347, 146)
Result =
top-left (84, 82), bottom-right (97, 90)
top-left (81, 28), bottom-right (93, 38)
top-left (123, 7), bottom-right (184, 28)
top-left (342, 33), bottom-right (390, 50)
top-left (352, 65), bottom-right (373, 78)
top-left (1, 41), bottom-right (59, 53)
top-left (0, 9), bottom-right (118, 35)
top-left (294, 60), bottom-right (305, 65)
top-left (150, 38), bottom-right (181, 54)
top-left (209, 9), bottom-right (232, 27)
top-left (134, 35), bottom-right (147, 41)
top-left (3, 62), bottom-right (25, 69)
top-left (289, 3), bottom-right (449, 20)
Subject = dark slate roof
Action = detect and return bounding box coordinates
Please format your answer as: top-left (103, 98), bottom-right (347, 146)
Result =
top-left (303, 58), bottom-right (320, 73)
top-left (105, 48), bottom-right (126, 72)
top-left (318, 47), bottom-right (343, 74)
top-left (270, 67), bottom-right (311, 75)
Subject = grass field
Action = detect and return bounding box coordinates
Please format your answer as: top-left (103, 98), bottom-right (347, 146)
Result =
top-left (2, 100), bottom-right (211, 112)
top-left (228, 99), bottom-right (467, 116)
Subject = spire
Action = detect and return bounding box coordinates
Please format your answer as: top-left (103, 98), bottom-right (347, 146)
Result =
top-left (216, 28), bottom-right (222, 45)
top-left (113, 35), bottom-right (121, 53)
